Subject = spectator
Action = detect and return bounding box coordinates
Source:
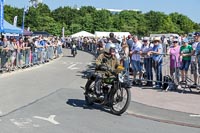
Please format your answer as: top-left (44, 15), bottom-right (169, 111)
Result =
top-left (168, 38), bottom-right (180, 82)
top-left (38, 36), bottom-right (45, 63)
top-left (130, 35), bottom-right (142, 85)
top-left (7, 38), bottom-right (17, 70)
top-left (180, 38), bottom-right (193, 83)
top-left (96, 40), bottom-right (105, 56)
top-left (192, 32), bottom-right (200, 87)
top-left (140, 37), bottom-right (153, 86)
top-left (24, 39), bottom-right (31, 67)
top-left (1, 38), bottom-right (10, 69)
top-left (107, 32), bottom-right (121, 60)
top-left (33, 37), bottom-right (40, 65)
top-left (127, 35), bottom-right (133, 51)
top-left (120, 38), bottom-right (130, 84)
top-left (16, 37), bottom-right (24, 68)
top-left (148, 37), bottom-right (163, 89)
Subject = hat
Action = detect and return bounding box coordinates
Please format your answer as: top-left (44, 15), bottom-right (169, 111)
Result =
top-left (194, 32), bottom-right (200, 36)
top-left (143, 37), bottom-right (149, 41)
top-left (153, 37), bottom-right (161, 42)
top-left (173, 38), bottom-right (179, 42)
top-left (182, 38), bottom-right (189, 43)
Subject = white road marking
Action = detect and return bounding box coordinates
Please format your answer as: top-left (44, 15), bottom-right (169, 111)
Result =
top-left (33, 115), bottom-right (60, 125)
top-left (190, 114), bottom-right (200, 117)
top-left (10, 118), bottom-right (39, 128)
top-left (67, 64), bottom-right (79, 70)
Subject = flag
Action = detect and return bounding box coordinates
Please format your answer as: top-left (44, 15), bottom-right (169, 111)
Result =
top-left (29, 0), bottom-right (40, 8)
top-left (62, 27), bottom-right (65, 37)
top-left (24, 6), bottom-right (29, 14)
top-left (13, 16), bottom-right (18, 26)
top-left (0, 0), bottom-right (4, 31)
top-left (27, 27), bottom-right (30, 31)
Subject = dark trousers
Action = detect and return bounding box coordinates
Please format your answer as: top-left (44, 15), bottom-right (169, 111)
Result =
top-left (153, 59), bottom-right (163, 87)
top-left (144, 58), bottom-right (153, 85)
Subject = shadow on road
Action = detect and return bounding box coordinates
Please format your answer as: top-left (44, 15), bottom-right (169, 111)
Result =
top-left (76, 62), bottom-right (96, 79)
top-left (141, 86), bottom-right (200, 94)
top-left (66, 99), bottom-right (110, 113)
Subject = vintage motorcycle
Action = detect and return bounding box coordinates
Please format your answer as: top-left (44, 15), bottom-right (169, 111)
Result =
top-left (84, 63), bottom-right (131, 115)
top-left (71, 44), bottom-right (77, 57)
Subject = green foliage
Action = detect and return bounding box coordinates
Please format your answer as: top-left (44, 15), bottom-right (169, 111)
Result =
top-left (3, 4), bottom-right (200, 36)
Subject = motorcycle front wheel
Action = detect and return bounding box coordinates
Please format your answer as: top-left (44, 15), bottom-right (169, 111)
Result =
top-left (85, 80), bottom-right (95, 106)
top-left (110, 87), bottom-right (131, 115)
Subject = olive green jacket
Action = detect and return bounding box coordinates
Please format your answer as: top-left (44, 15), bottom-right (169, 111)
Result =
top-left (95, 53), bottom-right (119, 77)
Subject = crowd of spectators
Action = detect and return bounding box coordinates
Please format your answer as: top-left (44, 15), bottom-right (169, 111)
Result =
top-left (63, 32), bottom-right (200, 90)
top-left (0, 35), bottom-right (63, 72)
top-left (1, 31), bottom-right (200, 90)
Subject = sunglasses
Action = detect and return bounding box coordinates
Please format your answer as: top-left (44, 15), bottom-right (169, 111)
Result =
top-left (173, 41), bottom-right (178, 43)
top-left (143, 40), bottom-right (148, 42)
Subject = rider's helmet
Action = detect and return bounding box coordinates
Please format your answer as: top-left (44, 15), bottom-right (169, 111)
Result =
top-left (105, 43), bottom-right (116, 56)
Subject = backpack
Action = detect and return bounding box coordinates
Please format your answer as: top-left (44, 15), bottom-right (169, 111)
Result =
top-left (163, 75), bottom-right (175, 90)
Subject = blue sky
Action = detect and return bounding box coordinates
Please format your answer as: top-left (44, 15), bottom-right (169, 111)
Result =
top-left (4, 0), bottom-right (200, 23)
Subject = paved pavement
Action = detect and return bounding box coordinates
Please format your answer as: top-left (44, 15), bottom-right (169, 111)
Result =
top-left (130, 85), bottom-right (200, 115)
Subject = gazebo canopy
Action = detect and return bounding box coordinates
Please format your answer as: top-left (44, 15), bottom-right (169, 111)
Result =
top-left (23, 29), bottom-right (33, 36)
top-left (1, 20), bottom-right (23, 34)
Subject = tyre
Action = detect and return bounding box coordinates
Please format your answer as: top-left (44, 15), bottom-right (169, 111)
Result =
top-left (110, 87), bottom-right (131, 115)
top-left (85, 80), bottom-right (95, 105)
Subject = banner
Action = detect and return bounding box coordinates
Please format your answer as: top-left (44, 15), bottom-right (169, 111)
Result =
top-left (13, 16), bottom-right (18, 26)
top-left (0, 0), bottom-right (4, 31)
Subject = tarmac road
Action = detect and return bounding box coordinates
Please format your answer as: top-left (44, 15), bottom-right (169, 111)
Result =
top-left (0, 49), bottom-right (199, 133)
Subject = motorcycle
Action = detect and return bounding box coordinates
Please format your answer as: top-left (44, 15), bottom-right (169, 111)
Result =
top-left (71, 44), bottom-right (77, 57)
top-left (84, 64), bottom-right (131, 115)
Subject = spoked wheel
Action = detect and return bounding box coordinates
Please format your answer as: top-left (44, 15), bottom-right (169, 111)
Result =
top-left (85, 80), bottom-right (95, 106)
top-left (73, 52), bottom-right (76, 57)
top-left (110, 87), bottom-right (131, 115)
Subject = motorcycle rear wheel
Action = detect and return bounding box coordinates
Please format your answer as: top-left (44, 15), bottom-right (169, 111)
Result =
top-left (110, 87), bottom-right (131, 115)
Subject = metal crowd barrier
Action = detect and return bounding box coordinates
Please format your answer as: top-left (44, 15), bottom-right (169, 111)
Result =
top-left (0, 45), bottom-right (63, 73)
top-left (130, 52), bottom-right (200, 93)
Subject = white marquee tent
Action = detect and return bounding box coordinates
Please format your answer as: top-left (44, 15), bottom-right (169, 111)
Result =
top-left (95, 31), bottom-right (131, 38)
top-left (71, 31), bottom-right (95, 38)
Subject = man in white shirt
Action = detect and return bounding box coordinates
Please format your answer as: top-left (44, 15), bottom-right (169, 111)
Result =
top-left (191, 32), bottom-right (200, 88)
top-left (130, 35), bottom-right (142, 85)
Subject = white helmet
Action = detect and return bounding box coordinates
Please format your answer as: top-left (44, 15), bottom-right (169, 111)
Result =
top-left (104, 43), bottom-right (116, 54)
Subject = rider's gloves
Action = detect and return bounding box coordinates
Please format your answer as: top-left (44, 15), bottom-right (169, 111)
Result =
top-left (98, 64), bottom-right (108, 71)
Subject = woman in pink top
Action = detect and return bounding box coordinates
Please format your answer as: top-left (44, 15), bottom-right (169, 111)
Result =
top-left (17, 37), bottom-right (24, 68)
top-left (169, 38), bottom-right (180, 82)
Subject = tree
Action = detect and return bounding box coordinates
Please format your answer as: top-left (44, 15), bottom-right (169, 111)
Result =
top-left (169, 12), bottom-right (194, 34)
top-left (4, 5), bottom-right (200, 36)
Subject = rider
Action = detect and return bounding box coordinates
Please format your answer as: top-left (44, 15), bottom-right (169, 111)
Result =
top-left (95, 43), bottom-right (120, 94)
top-left (71, 38), bottom-right (77, 55)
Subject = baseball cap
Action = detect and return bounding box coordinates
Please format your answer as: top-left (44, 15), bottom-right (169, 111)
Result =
top-left (194, 32), bottom-right (200, 36)
top-left (182, 38), bottom-right (189, 43)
